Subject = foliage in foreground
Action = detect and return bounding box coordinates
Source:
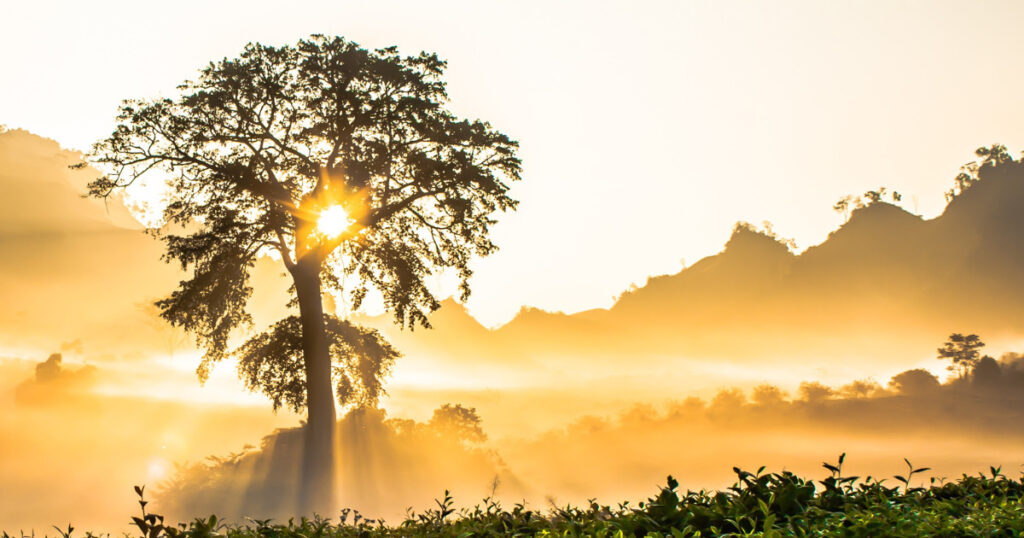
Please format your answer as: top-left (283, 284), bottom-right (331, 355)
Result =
top-left (14, 456), bottom-right (1024, 538)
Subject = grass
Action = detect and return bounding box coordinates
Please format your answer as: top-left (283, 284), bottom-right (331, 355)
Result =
top-left (8, 455), bottom-right (1024, 537)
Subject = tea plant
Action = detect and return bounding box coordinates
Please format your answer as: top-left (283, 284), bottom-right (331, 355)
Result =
top-left (7, 457), bottom-right (1024, 537)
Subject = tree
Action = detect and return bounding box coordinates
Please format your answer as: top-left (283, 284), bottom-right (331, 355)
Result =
top-left (888, 368), bottom-right (939, 395)
top-left (750, 384), bottom-right (787, 407)
top-left (797, 381), bottom-right (834, 403)
top-left (862, 187), bottom-right (888, 204)
top-left (834, 187), bottom-right (904, 221)
top-left (971, 355), bottom-right (1001, 386)
top-left (428, 403), bottom-right (487, 444)
top-left (85, 35), bottom-right (521, 514)
top-left (832, 194), bottom-right (857, 221)
top-left (862, 186), bottom-right (901, 206)
top-left (937, 333), bottom-right (985, 379)
top-left (945, 144), bottom-right (1014, 202)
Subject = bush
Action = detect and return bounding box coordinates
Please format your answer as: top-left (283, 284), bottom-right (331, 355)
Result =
top-left (37, 457), bottom-right (1022, 538)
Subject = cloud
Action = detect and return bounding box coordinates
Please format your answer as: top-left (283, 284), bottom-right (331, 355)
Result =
top-left (14, 352), bottom-right (96, 407)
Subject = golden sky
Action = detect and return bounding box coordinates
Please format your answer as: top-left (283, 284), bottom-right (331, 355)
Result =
top-left (4, 1), bottom-right (1024, 326)
top-left (5, 1), bottom-right (1024, 531)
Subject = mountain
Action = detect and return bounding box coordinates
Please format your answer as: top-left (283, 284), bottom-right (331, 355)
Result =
top-left (362, 159), bottom-right (1024, 375)
top-left (0, 129), bottom-right (181, 356)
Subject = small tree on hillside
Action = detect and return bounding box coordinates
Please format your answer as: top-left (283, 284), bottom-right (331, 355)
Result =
top-left (862, 187), bottom-right (888, 204)
top-left (945, 144), bottom-right (1014, 202)
top-left (937, 333), bottom-right (985, 379)
top-left (832, 194), bottom-right (857, 222)
top-left (428, 403), bottom-right (487, 444)
top-left (833, 187), bottom-right (902, 222)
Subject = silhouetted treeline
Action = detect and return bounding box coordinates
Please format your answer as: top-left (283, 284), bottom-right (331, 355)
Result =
top-left (657, 352), bottom-right (1024, 436)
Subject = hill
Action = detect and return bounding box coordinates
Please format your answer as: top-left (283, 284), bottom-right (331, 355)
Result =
top-left (361, 157), bottom-right (1024, 372)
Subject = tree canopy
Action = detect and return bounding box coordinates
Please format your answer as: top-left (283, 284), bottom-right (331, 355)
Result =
top-left (86, 35), bottom-right (521, 394)
top-left (945, 144), bottom-right (1013, 202)
top-left (86, 35), bottom-right (521, 513)
top-left (236, 315), bottom-right (400, 412)
top-left (937, 333), bottom-right (986, 378)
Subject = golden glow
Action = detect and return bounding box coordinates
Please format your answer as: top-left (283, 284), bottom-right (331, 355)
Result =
top-left (146, 457), bottom-right (169, 481)
top-left (8, 3), bottom-right (1024, 530)
top-left (316, 205), bottom-right (354, 238)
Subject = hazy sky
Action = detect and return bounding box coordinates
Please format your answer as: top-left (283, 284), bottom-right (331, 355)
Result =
top-left (4, 0), bottom-right (1024, 325)
top-left (8, 3), bottom-right (1024, 530)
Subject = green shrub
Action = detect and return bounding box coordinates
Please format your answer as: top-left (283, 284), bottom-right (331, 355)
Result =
top-left (8, 457), bottom-right (1024, 537)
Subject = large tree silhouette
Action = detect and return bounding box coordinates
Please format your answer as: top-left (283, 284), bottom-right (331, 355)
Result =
top-left (85, 35), bottom-right (520, 514)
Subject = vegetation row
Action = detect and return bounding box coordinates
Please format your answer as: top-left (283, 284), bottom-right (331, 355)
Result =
top-left (15, 455), bottom-right (1024, 538)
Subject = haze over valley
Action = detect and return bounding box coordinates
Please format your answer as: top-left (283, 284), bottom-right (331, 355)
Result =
top-left (4, 2), bottom-right (1024, 532)
top-left (4, 128), bottom-right (1024, 528)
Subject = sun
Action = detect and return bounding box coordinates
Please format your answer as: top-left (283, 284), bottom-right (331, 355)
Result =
top-left (316, 205), bottom-right (354, 238)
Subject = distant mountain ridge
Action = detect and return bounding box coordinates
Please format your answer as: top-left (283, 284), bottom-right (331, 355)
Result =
top-left (0, 129), bottom-right (180, 355)
top-left (362, 158), bottom-right (1024, 367)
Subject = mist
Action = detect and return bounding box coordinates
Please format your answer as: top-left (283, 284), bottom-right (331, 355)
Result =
top-left (136, 347), bottom-right (1024, 526)
top-left (5, 129), bottom-right (1024, 531)
top-left (0, 353), bottom-right (296, 532)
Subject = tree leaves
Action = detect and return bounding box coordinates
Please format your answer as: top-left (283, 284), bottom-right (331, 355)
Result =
top-left (936, 333), bottom-right (985, 379)
top-left (87, 35), bottom-right (521, 374)
top-left (236, 315), bottom-right (399, 413)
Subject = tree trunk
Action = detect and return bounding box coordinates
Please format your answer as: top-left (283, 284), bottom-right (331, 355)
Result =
top-left (292, 258), bottom-right (337, 517)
